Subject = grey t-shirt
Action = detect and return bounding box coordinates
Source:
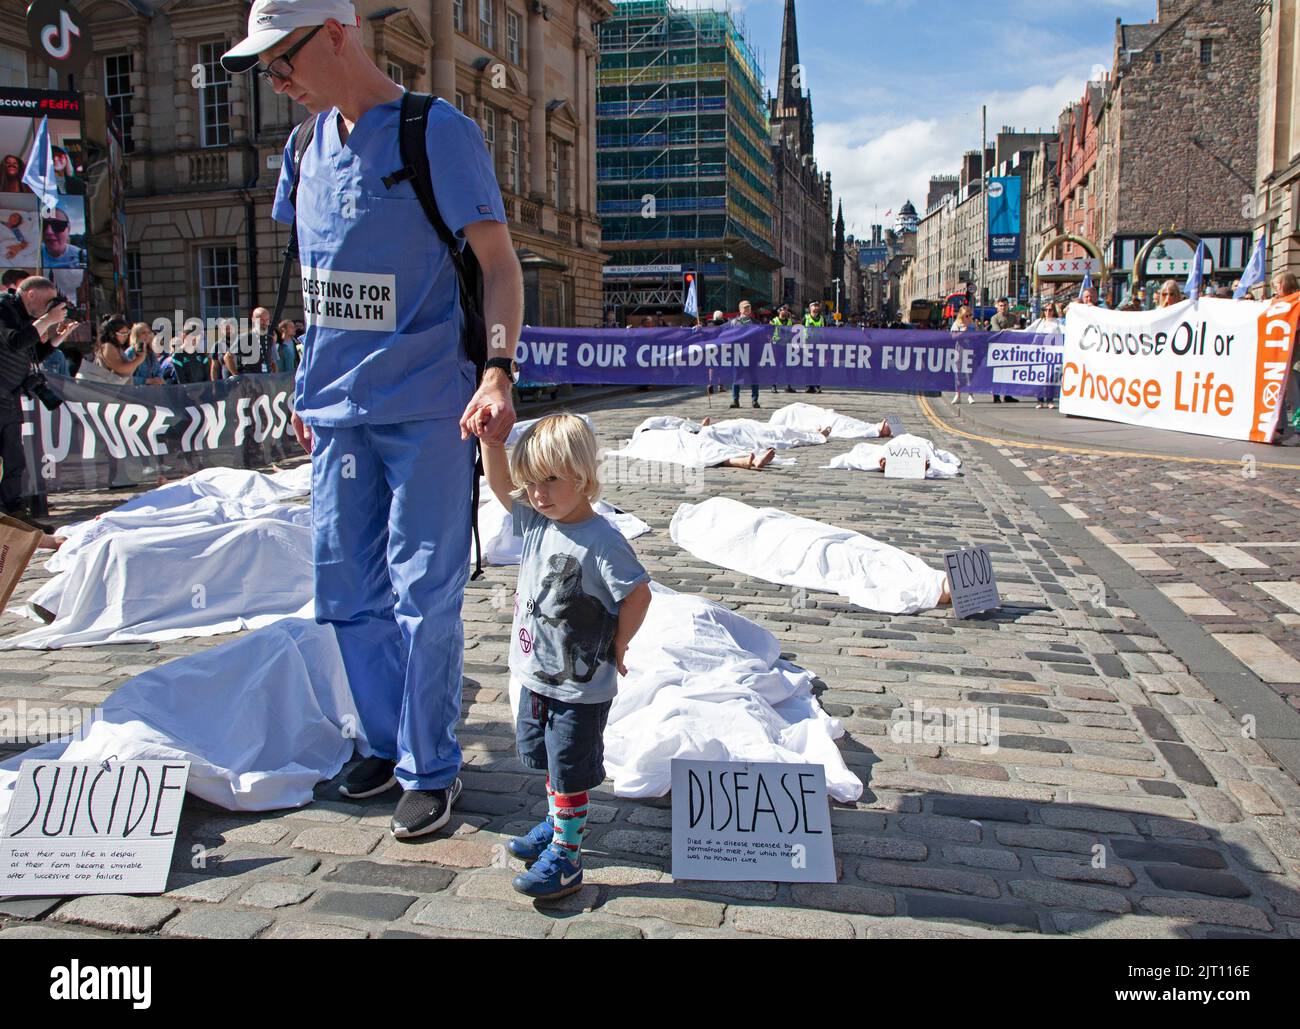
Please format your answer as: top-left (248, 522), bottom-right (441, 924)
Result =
top-left (510, 501), bottom-right (650, 704)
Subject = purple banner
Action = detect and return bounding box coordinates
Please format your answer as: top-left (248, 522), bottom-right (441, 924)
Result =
top-left (516, 325), bottom-right (1062, 396)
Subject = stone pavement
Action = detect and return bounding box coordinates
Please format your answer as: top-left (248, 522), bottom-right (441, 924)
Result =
top-left (2, 386), bottom-right (1300, 939)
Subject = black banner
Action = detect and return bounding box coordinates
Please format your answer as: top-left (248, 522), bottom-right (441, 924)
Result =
top-left (19, 373), bottom-right (299, 494)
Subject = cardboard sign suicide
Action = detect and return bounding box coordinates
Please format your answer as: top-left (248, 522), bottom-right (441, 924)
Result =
top-left (1061, 297), bottom-right (1300, 443)
top-left (671, 759), bottom-right (835, 883)
top-left (944, 545), bottom-right (1000, 619)
top-left (884, 438), bottom-right (927, 479)
top-left (0, 760), bottom-right (189, 895)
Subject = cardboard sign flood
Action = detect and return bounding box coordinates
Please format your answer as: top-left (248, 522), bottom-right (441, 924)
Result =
top-left (944, 544), bottom-right (1001, 619)
top-left (671, 758), bottom-right (835, 883)
top-left (1, 760), bottom-right (189, 895)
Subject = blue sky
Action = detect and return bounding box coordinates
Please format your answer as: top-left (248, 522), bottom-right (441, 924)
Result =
top-left (678, 0), bottom-right (1158, 235)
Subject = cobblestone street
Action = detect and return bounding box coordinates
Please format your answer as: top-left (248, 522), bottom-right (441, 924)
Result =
top-left (2, 387), bottom-right (1300, 939)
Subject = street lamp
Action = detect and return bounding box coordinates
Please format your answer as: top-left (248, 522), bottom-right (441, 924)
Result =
top-left (832, 277), bottom-right (842, 318)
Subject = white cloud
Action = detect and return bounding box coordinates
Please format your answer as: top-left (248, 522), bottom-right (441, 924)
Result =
top-left (818, 72), bottom-right (1088, 227)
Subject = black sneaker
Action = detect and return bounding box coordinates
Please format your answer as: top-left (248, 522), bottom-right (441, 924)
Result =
top-left (338, 756), bottom-right (397, 799)
top-left (785, 386), bottom-right (797, 393)
top-left (729, 401), bottom-right (740, 408)
top-left (391, 779), bottom-right (463, 839)
top-left (752, 400), bottom-right (761, 408)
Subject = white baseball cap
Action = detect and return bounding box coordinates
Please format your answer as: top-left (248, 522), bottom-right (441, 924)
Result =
top-left (221, 0), bottom-right (359, 74)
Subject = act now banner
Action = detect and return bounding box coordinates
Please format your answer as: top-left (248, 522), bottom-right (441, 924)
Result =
top-left (20, 374), bottom-right (299, 494)
top-left (1061, 297), bottom-right (1300, 443)
top-left (515, 325), bottom-right (1061, 395)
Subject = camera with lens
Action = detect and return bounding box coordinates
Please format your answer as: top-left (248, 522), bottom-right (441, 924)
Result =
top-left (20, 367), bottom-right (63, 411)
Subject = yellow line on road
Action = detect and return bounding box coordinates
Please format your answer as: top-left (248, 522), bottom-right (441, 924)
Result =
top-left (917, 396), bottom-right (1300, 471)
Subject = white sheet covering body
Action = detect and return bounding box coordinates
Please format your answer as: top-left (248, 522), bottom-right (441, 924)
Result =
top-left (825, 433), bottom-right (964, 479)
top-left (769, 402), bottom-right (884, 439)
top-left (670, 497), bottom-right (947, 613)
top-left (0, 619), bottom-right (363, 818)
top-left (507, 412), bottom-right (596, 447)
top-left (632, 415), bottom-right (825, 451)
top-left (475, 485), bottom-right (651, 566)
top-left (608, 426), bottom-right (796, 469)
top-left (510, 582), bottom-right (861, 802)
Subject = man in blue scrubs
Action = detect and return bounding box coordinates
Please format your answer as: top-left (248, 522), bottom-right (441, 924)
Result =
top-left (223, 0), bottom-right (522, 838)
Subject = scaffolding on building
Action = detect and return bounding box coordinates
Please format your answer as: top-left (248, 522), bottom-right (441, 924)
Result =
top-left (597, 0), bottom-right (779, 317)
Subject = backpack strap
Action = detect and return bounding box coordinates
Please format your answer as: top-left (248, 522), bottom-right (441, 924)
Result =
top-left (270, 115), bottom-right (317, 332)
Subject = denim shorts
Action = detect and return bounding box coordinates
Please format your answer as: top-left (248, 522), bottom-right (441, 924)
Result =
top-left (515, 685), bottom-right (612, 795)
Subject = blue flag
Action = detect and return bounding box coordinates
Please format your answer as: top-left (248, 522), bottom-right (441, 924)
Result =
top-left (1081, 268), bottom-right (1093, 293)
top-left (1185, 241), bottom-right (1207, 302)
top-left (683, 276), bottom-right (698, 319)
top-left (1234, 235), bottom-right (1267, 299)
top-left (21, 116), bottom-right (59, 215)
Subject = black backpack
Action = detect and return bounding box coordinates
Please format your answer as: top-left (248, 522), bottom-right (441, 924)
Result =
top-left (273, 90), bottom-right (493, 578)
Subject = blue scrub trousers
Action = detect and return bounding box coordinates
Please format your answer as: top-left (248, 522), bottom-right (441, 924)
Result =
top-left (310, 416), bottom-right (474, 791)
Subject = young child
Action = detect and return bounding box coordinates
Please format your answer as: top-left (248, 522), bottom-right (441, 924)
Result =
top-left (481, 413), bottom-right (652, 899)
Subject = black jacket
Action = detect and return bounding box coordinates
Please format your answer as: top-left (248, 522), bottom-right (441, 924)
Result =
top-left (0, 293), bottom-right (51, 417)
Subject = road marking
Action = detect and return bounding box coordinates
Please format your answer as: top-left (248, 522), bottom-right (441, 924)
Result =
top-left (917, 396), bottom-right (1300, 471)
top-left (1211, 633), bottom-right (1300, 683)
top-left (1255, 581), bottom-right (1300, 613)
top-left (1197, 544), bottom-right (1268, 570)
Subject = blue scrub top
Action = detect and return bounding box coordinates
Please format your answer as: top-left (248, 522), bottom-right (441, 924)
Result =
top-left (272, 94), bottom-right (507, 426)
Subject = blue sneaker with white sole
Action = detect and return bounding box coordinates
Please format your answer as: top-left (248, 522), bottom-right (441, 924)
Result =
top-left (507, 817), bottom-right (555, 861)
top-left (511, 844), bottom-right (583, 899)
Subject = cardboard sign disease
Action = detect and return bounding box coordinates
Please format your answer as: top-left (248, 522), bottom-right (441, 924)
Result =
top-left (671, 758), bottom-right (835, 883)
top-left (0, 760), bottom-right (189, 895)
top-left (1061, 296), bottom-right (1300, 443)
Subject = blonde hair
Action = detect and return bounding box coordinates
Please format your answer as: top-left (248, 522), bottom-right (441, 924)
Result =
top-left (129, 322), bottom-right (152, 348)
top-left (509, 413), bottom-right (602, 504)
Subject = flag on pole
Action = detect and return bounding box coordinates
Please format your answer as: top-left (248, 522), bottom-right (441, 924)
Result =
top-left (1234, 234), bottom-right (1268, 299)
top-left (683, 274), bottom-right (698, 318)
top-left (1081, 268), bottom-right (1094, 293)
top-left (1185, 241), bottom-right (1207, 302)
top-left (21, 116), bottom-right (59, 216)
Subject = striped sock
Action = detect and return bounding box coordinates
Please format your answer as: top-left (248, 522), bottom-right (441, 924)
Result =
top-left (546, 778), bottom-right (557, 824)
top-left (552, 790), bottom-right (588, 859)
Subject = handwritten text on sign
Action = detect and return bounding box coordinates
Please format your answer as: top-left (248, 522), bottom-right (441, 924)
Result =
top-left (944, 545), bottom-right (1001, 619)
top-left (671, 759), bottom-right (836, 883)
top-left (0, 760), bottom-right (189, 895)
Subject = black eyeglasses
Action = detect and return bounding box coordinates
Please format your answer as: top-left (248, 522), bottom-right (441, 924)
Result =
top-left (43, 219), bottom-right (69, 232)
top-left (256, 25), bottom-right (323, 82)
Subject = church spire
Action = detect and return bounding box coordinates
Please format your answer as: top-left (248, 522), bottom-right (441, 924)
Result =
top-left (776, 0), bottom-right (801, 111)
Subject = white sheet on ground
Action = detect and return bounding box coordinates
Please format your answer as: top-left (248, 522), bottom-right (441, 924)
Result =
top-left (507, 412), bottom-right (596, 447)
top-left (769, 401), bottom-right (883, 439)
top-left (475, 484), bottom-right (651, 566)
top-left (607, 426), bottom-right (796, 468)
top-left (510, 582), bottom-right (861, 802)
top-left (670, 496), bottom-right (947, 614)
top-left (0, 619), bottom-right (363, 818)
top-left (825, 433), bottom-right (964, 479)
top-left (3, 512), bottom-right (314, 649)
top-left (632, 415), bottom-right (826, 451)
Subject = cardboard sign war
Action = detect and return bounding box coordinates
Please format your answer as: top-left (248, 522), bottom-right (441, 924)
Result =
top-left (883, 414), bottom-right (906, 438)
top-left (883, 439), bottom-right (927, 479)
top-left (944, 544), bottom-right (1001, 618)
top-left (671, 758), bottom-right (835, 883)
top-left (1, 760), bottom-right (189, 895)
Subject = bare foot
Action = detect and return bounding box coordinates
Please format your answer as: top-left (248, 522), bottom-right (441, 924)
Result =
top-left (938, 583), bottom-right (952, 605)
top-left (820, 426), bottom-right (832, 438)
top-left (701, 416), bottom-right (712, 427)
top-left (878, 421), bottom-right (892, 438)
top-left (878, 457), bottom-right (887, 472)
top-left (754, 447), bottom-right (776, 469)
top-left (38, 534), bottom-right (65, 550)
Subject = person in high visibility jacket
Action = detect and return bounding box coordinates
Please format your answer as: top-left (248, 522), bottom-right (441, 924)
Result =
top-left (802, 302), bottom-right (824, 393)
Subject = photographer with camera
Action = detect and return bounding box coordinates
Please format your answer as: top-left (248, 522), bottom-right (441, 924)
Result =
top-left (0, 275), bottom-right (78, 527)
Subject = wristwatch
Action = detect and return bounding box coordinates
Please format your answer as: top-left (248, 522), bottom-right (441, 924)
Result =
top-left (485, 357), bottom-right (515, 380)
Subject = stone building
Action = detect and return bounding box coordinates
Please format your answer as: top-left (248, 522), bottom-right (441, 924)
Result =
top-left (768, 0), bottom-right (832, 312)
top-left (1095, 0), bottom-right (1259, 299)
top-left (1254, 0), bottom-right (1300, 285)
top-left (1024, 136), bottom-right (1061, 296)
top-left (0, 0), bottom-right (611, 329)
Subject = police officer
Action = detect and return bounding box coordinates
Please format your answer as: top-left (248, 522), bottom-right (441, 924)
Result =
top-left (803, 301), bottom-right (825, 393)
top-left (222, 0), bottom-right (522, 838)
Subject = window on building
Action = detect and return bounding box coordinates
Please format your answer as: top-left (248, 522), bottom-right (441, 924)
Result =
top-left (104, 53), bottom-right (135, 153)
top-left (0, 43), bottom-right (27, 88)
top-left (551, 138), bottom-right (560, 209)
top-left (127, 251), bottom-right (143, 321)
top-left (387, 61), bottom-right (403, 86)
top-left (507, 10), bottom-right (522, 65)
top-left (199, 245), bottom-right (239, 320)
top-left (198, 42), bottom-right (231, 148)
top-left (482, 105), bottom-right (496, 164)
top-left (479, 0), bottom-right (495, 51)
top-left (508, 116), bottom-right (521, 194)
top-left (1153, 51), bottom-right (1162, 65)
top-left (1200, 39), bottom-right (1214, 65)
top-left (455, 91), bottom-right (467, 114)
